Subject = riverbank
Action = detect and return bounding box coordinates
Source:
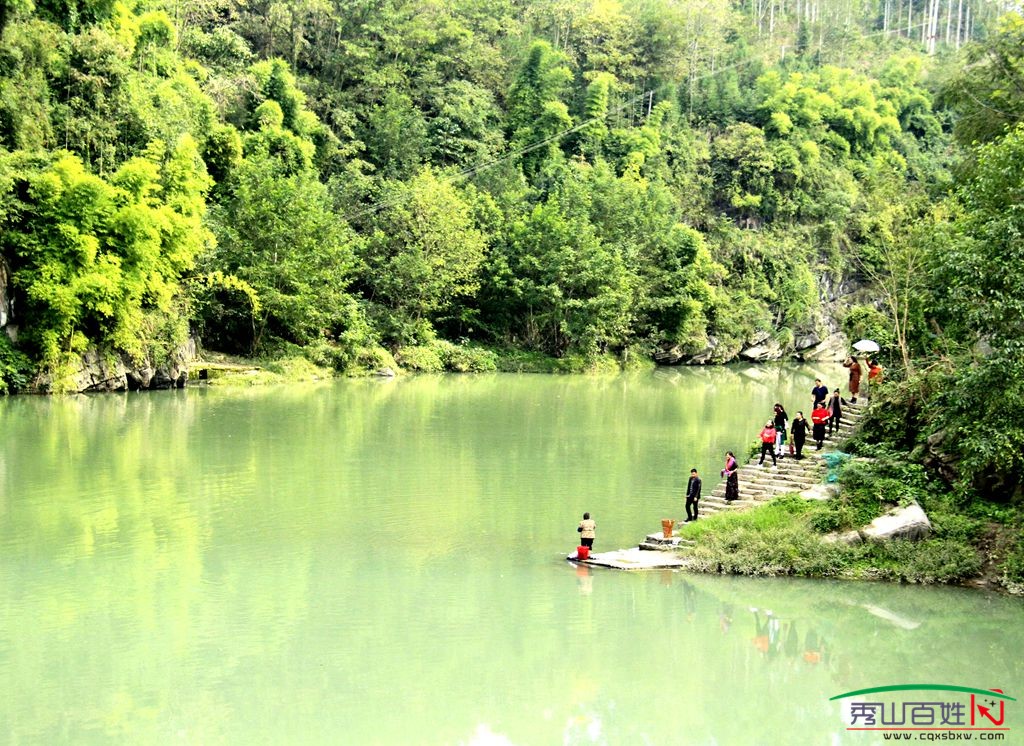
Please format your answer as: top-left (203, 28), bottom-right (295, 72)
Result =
top-left (665, 448), bottom-right (1024, 596)
top-left (185, 346), bottom-right (652, 389)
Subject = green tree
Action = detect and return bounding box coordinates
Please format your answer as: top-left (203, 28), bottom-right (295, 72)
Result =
top-left (203, 152), bottom-right (359, 354)
top-left (506, 40), bottom-right (573, 178)
top-left (1, 139), bottom-right (212, 377)
top-left (942, 123), bottom-right (1024, 357)
top-left (360, 167), bottom-right (487, 344)
top-left (491, 181), bottom-right (633, 357)
top-left (942, 13), bottom-right (1024, 147)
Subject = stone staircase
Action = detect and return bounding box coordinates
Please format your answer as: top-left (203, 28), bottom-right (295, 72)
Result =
top-left (640, 402), bottom-right (866, 551)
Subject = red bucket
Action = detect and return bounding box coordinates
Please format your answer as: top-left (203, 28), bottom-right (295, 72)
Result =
top-left (576, 546), bottom-right (590, 560)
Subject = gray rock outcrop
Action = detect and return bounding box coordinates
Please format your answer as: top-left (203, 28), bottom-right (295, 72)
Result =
top-left (861, 503), bottom-right (932, 542)
top-left (739, 337), bottom-right (783, 362)
top-left (36, 339), bottom-right (196, 393)
top-left (797, 332), bottom-right (849, 362)
top-left (822, 529), bottom-right (863, 545)
top-left (0, 259), bottom-right (9, 331)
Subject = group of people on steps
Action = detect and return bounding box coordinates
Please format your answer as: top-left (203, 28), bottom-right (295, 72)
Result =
top-left (574, 357), bottom-right (883, 549)
top-left (712, 357), bottom-right (879, 519)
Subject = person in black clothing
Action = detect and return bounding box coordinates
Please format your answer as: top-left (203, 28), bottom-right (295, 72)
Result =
top-left (685, 468), bottom-right (702, 522)
top-left (723, 452), bottom-right (739, 502)
top-left (828, 389), bottom-right (843, 436)
top-left (773, 403), bottom-right (789, 458)
top-left (791, 411), bottom-right (808, 459)
top-left (811, 379), bottom-right (829, 407)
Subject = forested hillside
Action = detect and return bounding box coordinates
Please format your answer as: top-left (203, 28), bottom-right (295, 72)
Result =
top-left (1, 0), bottom-right (1022, 505)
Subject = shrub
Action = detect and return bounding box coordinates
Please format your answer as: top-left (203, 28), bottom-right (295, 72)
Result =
top-left (927, 511), bottom-right (984, 543)
top-left (304, 339), bottom-right (356, 371)
top-left (687, 523), bottom-right (846, 577)
top-left (260, 356), bottom-right (332, 381)
top-left (493, 348), bottom-right (563, 373)
top-left (436, 341), bottom-right (497, 372)
top-left (850, 540), bottom-right (982, 583)
top-left (1001, 536), bottom-right (1024, 586)
top-left (347, 345), bottom-right (398, 376)
top-left (0, 335), bottom-right (32, 394)
top-left (555, 352), bottom-right (620, 374)
top-left (621, 350), bottom-right (656, 372)
top-left (396, 345), bottom-right (445, 373)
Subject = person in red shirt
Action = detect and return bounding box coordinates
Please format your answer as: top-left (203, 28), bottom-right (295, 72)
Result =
top-left (758, 422), bottom-right (777, 466)
top-left (811, 402), bottom-right (830, 450)
top-left (868, 359), bottom-right (883, 382)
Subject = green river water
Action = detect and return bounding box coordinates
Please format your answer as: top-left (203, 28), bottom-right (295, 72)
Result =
top-left (1, 366), bottom-right (1022, 745)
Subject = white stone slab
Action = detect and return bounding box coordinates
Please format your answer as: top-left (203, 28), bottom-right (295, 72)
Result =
top-left (862, 503), bottom-right (932, 542)
top-left (573, 548), bottom-right (692, 570)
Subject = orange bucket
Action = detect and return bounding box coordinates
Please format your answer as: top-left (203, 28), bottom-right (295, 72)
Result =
top-left (661, 519), bottom-right (675, 538)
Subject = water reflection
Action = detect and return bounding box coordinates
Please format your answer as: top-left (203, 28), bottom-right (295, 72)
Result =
top-left (0, 370), bottom-right (1020, 744)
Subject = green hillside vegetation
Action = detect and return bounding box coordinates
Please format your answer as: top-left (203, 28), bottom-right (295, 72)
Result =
top-left (1, 0), bottom-right (1022, 571)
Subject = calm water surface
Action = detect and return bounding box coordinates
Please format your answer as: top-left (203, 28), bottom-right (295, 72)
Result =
top-left (1, 366), bottom-right (1021, 744)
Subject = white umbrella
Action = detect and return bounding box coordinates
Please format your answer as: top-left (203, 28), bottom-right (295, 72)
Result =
top-left (852, 339), bottom-right (880, 353)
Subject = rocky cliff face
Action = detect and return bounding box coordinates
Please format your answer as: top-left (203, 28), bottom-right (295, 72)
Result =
top-left (2, 259), bottom-right (196, 393)
top-left (0, 258), bottom-right (11, 338)
top-left (657, 270), bottom-right (866, 365)
top-left (32, 339), bottom-right (196, 393)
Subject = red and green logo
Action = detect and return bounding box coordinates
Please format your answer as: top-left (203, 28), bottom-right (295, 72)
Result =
top-left (831, 685), bottom-right (1015, 734)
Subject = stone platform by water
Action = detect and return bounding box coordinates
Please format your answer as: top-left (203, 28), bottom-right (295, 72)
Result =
top-left (573, 548), bottom-right (692, 570)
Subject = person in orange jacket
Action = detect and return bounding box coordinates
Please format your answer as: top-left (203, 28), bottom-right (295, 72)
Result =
top-left (868, 359), bottom-right (883, 382)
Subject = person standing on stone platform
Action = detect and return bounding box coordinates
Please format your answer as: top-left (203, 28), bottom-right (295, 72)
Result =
top-left (758, 422), bottom-right (777, 467)
top-left (577, 512), bottom-right (596, 549)
top-left (773, 403), bottom-right (789, 458)
top-left (685, 468), bottom-right (702, 522)
top-left (843, 356), bottom-right (863, 403)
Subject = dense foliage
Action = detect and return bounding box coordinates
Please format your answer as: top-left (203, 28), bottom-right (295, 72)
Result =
top-left (0, 0), bottom-right (1021, 513)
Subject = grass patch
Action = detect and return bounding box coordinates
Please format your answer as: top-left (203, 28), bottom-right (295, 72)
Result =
top-left (555, 352), bottom-right (622, 374)
top-left (680, 492), bottom-right (984, 584)
top-left (680, 495), bottom-right (813, 540)
top-left (804, 455), bottom-right (942, 534)
top-left (491, 347), bottom-right (563, 373)
top-left (396, 340), bottom-right (498, 373)
top-left (1002, 536), bottom-right (1024, 588)
top-left (621, 351), bottom-right (657, 372)
top-left (345, 345), bottom-right (399, 376)
top-left (842, 540), bottom-right (983, 583)
top-left (205, 355), bottom-right (334, 386)
top-left (396, 344), bottom-right (445, 373)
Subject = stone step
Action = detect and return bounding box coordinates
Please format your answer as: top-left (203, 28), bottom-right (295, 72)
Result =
top-left (642, 533), bottom-right (696, 547)
top-left (711, 485), bottom-right (771, 497)
top-left (737, 469), bottom-right (821, 483)
top-left (710, 488), bottom-right (771, 500)
top-left (732, 474), bottom-right (820, 486)
top-left (650, 405), bottom-right (868, 543)
top-left (702, 495), bottom-right (760, 508)
top-left (751, 474), bottom-right (820, 485)
top-left (740, 458), bottom-right (829, 470)
top-left (720, 469), bottom-right (814, 481)
top-left (728, 462), bottom-right (825, 474)
top-left (704, 494), bottom-right (769, 509)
